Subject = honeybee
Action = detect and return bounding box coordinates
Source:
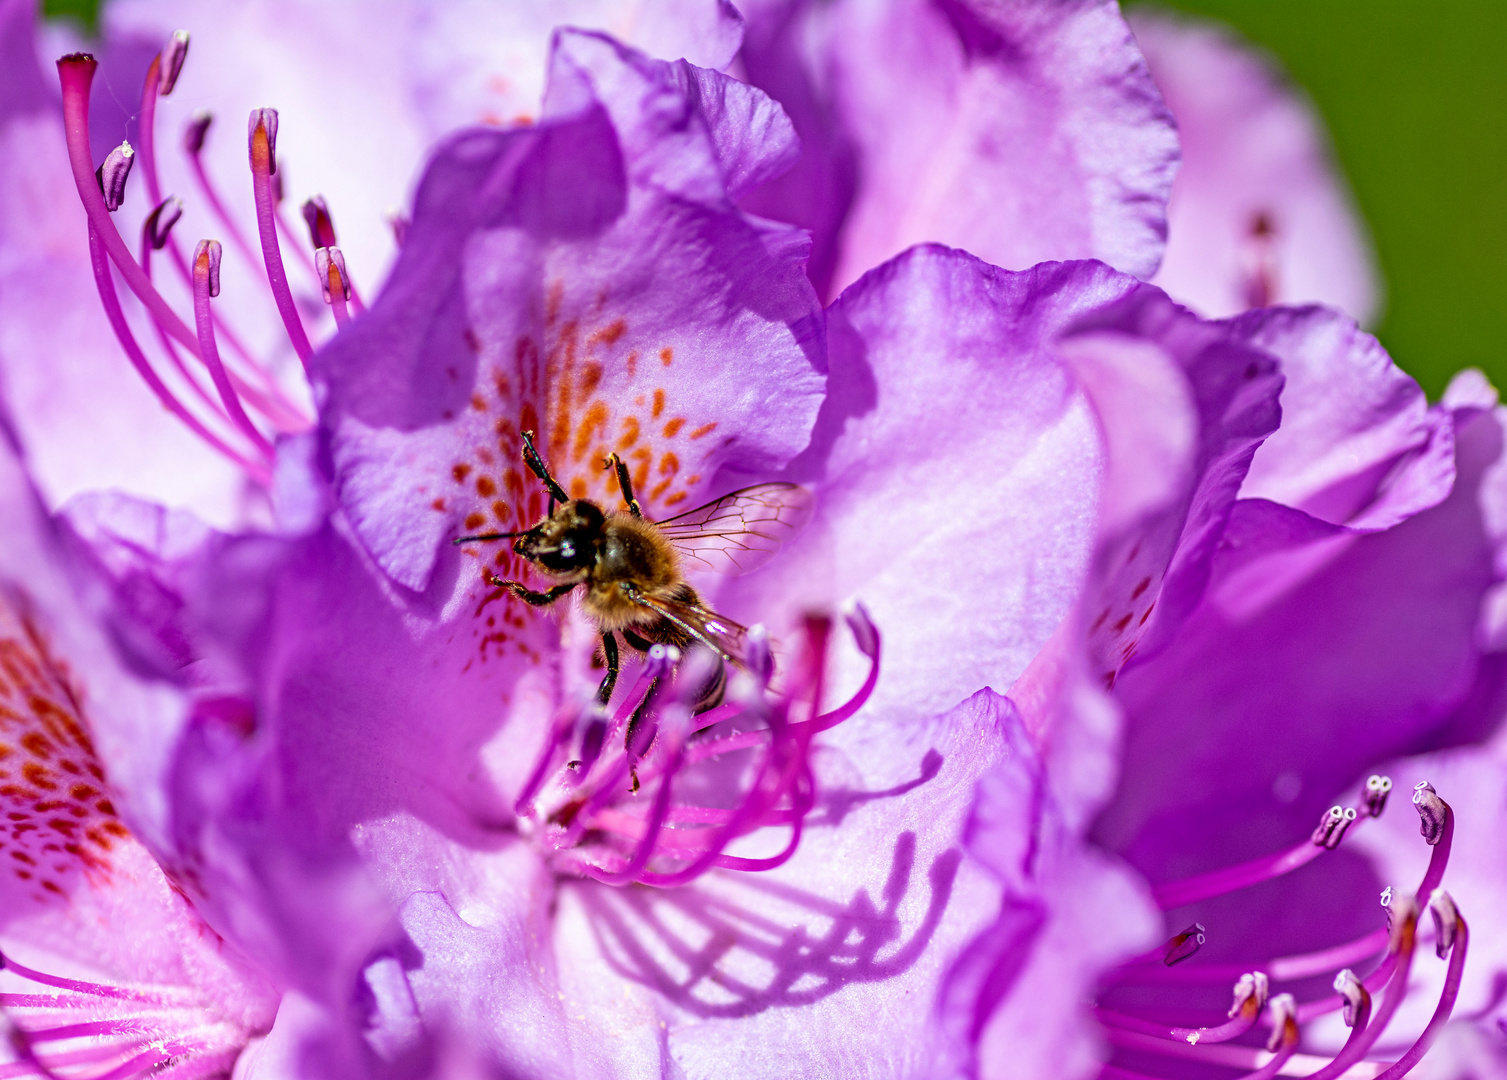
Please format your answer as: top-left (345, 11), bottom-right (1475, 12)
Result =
top-left (454, 430), bottom-right (812, 712)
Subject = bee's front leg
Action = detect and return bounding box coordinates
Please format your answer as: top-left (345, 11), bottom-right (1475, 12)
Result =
top-left (485, 572), bottom-right (577, 607)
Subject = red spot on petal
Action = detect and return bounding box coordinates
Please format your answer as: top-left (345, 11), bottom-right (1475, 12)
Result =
top-left (659, 347), bottom-right (673, 367)
top-left (688, 421), bottom-right (717, 440)
top-left (663, 418), bottom-right (685, 438)
top-left (1130, 577), bottom-right (1152, 600)
top-left (652, 389), bottom-right (665, 419)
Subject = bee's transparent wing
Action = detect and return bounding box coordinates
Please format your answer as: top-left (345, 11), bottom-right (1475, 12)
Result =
top-left (654, 483), bottom-right (814, 575)
top-left (629, 590), bottom-right (749, 664)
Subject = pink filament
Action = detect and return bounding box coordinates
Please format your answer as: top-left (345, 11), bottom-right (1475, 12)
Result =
top-left (192, 248), bottom-right (273, 457)
top-left (58, 57), bottom-right (200, 355)
top-left (1151, 834), bottom-right (1329, 910)
top-left (87, 225), bottom-right (269, 483)
top-left (248, 118), bottom-right (314, 369)
top-left (1374, 916), bottom-right (1467, 1079)
top-left (1094, 1000), bottom-right (1260, 1045)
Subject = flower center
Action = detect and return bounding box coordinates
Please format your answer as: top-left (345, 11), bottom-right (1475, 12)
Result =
top-left (514, 608), bottom-right (881, 888)
top-left (1095, 777), bottom-right (1467, 1079)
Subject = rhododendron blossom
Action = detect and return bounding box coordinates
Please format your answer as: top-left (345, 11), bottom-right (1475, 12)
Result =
top-left (1, 1), bottom-right (1505, 1079)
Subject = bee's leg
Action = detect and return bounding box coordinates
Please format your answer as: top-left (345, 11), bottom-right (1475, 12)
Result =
top-left (520, 429), bottom-right (569, 506)
top-left (596, 632), bottom-right (620, 706)
top-left (604, 453), bottom-right (644, 519)
top-left (625, 675), bottom-right (662, 793)
top-left (485, 572), bottom-right (576, 607)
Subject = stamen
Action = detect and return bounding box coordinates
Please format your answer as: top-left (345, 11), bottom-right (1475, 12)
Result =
top-left (301, 196), bottom-right (337, 249)
top-left (1097, 971), bottom-right (1268, 1045)
top-left (1332, 968), bottom-right (1369, 1028)
top-left (94, 141), bottom-right (134, 212)
top-left (1412, 781), bottom-right (1454, 898)
top-left (181, 112), bottom-right (261, 275)
top-left (1372, 893), bottom-right (1467, 1079)
top-left (158, 30), bottom-right (189, 95)
top-left (1304, 897), bottom-right (1418, 1080)
top-left (315, 246), bottom-right (352, 326)
top-left (57, 55), bottom-right (204, 356)
top-left (192, 240), bottom-right (273, 459)
top-left (1363, 773), bottom-right (1393, 817)
top-left (143, 196), bottom-right (183, 250)
top-left (247, 108), bottom-right (314, 369)
top-left (303, 198), bottom-right (365, 312)
top-left (1162, 923), bottom-right (1206, 966)
top-left (1312, 804), bottom-right (1358, 849)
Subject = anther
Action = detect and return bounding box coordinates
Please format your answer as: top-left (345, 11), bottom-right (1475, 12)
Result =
top-left (315, 247), bottom-right (351, 302)
top-left (159, 31), bottom-right (189, 95)
top-left (1333, 969), bottom-right (1368, 1028)
top-left (843, 599), bottom-right (880, 660)
top-left (194, 239), bottom-right (222, 298)
top-left (1163, 923), bottom-right (1206, 967)
top-left (144, 196), bottom-right (183, 250)
top-left (1428, 889), bottom-right (1459, 959)
top-left (184, 110), bottom-right (212, 155)
top-left (386, 208), bottom-right (410, 247)
top-left (248, 108), bottom-right (279, 173)
top-left (95, 141), bottom-right (134, 211)
top-left (1311, 804), bottom-right (1357, 849)
top-left (302, 196), bottom-right (338, 249)
top-left (744, 624), bottom-right (774, 686)
top-left (1413, 781), bottom-right (1448, 845)
top-left (1363, 774), bottom-right (1393, 817)
top-left (1228, 971), bottom-right (1269, 1018)
top-left (1266, 993), bottom-right (1298, 1051)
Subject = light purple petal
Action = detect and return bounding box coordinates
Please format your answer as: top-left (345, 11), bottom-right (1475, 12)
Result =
top-left (724, 250), bottom-right (1151, 728)
top-left (1133, 10), bottom-right (1382, 323)
top-left (318, 32), bottom-right (823, 592)
top-left (742, 0), bottom-right (1180, 299)
top-left (1235, 304), bottom-right (1456, 530)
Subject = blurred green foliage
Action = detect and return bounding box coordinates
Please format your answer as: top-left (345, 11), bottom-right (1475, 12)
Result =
top-left (43, 0), bottom-right (97, 33)
top-left (1130, 0), bottom-right (1507, 398)
top-left (55, 0), bottom-right (1502, 395)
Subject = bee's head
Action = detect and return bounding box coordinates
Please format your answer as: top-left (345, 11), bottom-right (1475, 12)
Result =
top-left (513, 499), bottom-right (605, 572)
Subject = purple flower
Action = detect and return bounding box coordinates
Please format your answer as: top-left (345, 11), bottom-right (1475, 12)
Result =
top-left (8, 2), bottom-right (1505, 1078)
top-left (0, 424), bottom-right (279, 1077)
top-left (1129, 10), bottom-right (1382, 324)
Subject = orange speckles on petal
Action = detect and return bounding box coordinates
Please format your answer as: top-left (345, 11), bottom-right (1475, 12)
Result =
top-left (652, 389), bottom-right (665, 419)
top-left (626, 351), bottom-right (638, 379)
top-left (569, 476), bottom-right (588, 499)
top-left (658, 452), bottom-right (680, 476)
top-left (688, 421), bottom-right (717, 440)
top-left (520, 402), bottom-right (540, 439)
top-left (546, 281), bottom-right (564, 326)
top-left (629, 448), bottom-right (652, 490)
top-left (663, 417), bottom-right (685, 438)
top-left (476, 476), bottom-right (497, 498)
top-left (573, 401), bottom-right (610, 462)
top-left (590, 319), bottom-right (627, 347)
top-left (431, 498), bottom-right (446, 511)
top-left (664, 491), bottom-right (688, 507)
top-left (470, 393), bottom-right (487, 412)
top-left (19, 733), bottom-right (50, 759)
top-left (492, 501), bottom-right (510, 520)
top-left (617, 416), bottom-right (640, 450)
top-left (684, 474), bottom-right (701, 486)
top-left (452, 463), bottom-right (472, 483)
top-left (659, 347), bottom-right (673, 367)
top-left (464, 513), bottom-right (487, 530)
top-left (577, 363), bottom-right (603, 405)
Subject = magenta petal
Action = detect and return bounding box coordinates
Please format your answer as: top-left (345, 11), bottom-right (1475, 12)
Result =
top-left (317, 33), bottom-right (823, 591)
top-left (1234, 305), bottom-right (1456, 530)
top-left (743, 0), bottom-right (1180, 299)
top-left (1134, 11), bottom-right (1382, 323)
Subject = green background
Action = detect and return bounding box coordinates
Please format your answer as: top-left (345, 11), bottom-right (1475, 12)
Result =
top-left (1127, 1), bottom-right (1507, 397)
top-left (51, 0), bottom-right (1505, 398)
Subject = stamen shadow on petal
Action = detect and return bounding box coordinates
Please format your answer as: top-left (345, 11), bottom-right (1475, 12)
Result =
top-left (570, 831), bottom-right (962, 1018)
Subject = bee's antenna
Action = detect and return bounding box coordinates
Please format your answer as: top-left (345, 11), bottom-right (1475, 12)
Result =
top-left (452, 530), bottom-right (528, 545)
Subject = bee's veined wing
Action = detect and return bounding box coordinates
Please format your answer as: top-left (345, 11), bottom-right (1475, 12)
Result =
top-left (653, 483), bottom-right (814, 575)
top-left (628, 589), bottom-right (749, 664)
